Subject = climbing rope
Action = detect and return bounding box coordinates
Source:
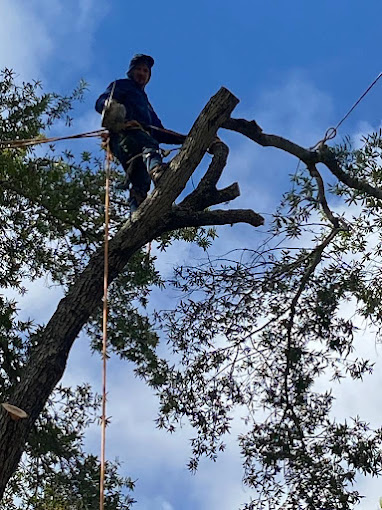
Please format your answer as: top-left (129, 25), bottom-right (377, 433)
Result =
top-left (100, 137), bottom-right (112, 510)
top-left (0, 118), bottom-right (184, 152)
top-left (0, 129), bottom-right (107, 149)
top-left (312, 71), bottom-right (382, 150)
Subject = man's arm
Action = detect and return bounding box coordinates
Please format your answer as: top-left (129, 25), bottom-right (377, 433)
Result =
top-left (149, 109), bottom-right (186, 145)
top-left (95, 80), bottom-right (131, 116)
top-left (151, 125), bottom-right (186, 145)
top-left (95, 82), bottom-right (115, 114)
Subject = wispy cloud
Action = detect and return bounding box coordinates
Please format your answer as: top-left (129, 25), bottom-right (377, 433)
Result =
top-left (0, 0), bottom-right (53, 78)
top-left (0, 0), bottom-right (108, 81)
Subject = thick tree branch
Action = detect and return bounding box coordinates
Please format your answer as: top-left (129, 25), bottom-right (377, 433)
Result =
top-left (179, 141), bottom-right (230, 210)
top-left (319, 146), bottom-right (382, 200)
top-left (149, 90), bottom-right (239, 211)
top-left (223, 117), bottom-right (382, 201)
top-left (166, 208), bottom-right (264, 229)
top-left (200, 140), bottom-right (229, 187)
top-left (176, 140), bottom-right (245, 212)
top-left (222, 118), bottom-right (318, 163)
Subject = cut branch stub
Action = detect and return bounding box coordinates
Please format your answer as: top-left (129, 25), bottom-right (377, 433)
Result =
top-left (1, 404), bottom-right (28, 421)
top-left (167, 208), bottom-right (264, 229)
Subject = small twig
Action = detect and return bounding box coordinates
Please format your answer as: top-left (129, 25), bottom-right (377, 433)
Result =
top-left (282, 227), bottom-right (340, 443)
top-left (306, 163), bottom-right (339, 228)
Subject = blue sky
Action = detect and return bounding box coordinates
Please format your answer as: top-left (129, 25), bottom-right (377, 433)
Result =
top-left (2, 1), bottom-right (382, 508)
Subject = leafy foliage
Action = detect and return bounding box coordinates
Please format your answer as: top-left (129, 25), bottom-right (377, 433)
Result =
top-left (153, 133), bottom-right (382, 508)
top-left (1, 385), bottom-right (135, 509)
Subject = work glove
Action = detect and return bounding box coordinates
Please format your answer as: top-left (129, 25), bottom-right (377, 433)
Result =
top-left (102, 99), bottom-right (126, 131)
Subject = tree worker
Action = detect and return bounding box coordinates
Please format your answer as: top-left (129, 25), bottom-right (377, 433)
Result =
top-left (95, 54), bottom-right (186, 212)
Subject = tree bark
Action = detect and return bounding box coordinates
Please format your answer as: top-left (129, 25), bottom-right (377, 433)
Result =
top-left (222, 117), bottom-right (382, 200)
top-left (0, 87), bottom-right (265, 496)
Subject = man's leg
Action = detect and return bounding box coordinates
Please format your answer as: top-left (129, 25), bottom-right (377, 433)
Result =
top-left (109, 130), bottom-right (164, 211)
top-left (142, 146), bottom-right (161, 173)
top-left (128, 157), bottom-right (151, 212)
top-left (108, 132), bottom-right (140, 190)
top-left (121, 131), bottom-right (159, 211)
top-left (130, 130), bottom-right (168, 185)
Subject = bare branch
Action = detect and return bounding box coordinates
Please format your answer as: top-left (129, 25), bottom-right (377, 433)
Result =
top-left (200, 140), bottom-right (229, 187)
top-left (179, 182), bottom-right (241, 211)
top-left (319, 146), bottom-right (382, 200)
top-left (222, 117), bottom-right (318, 163)
top-left (207, 183), bottom-right (240, 205)
top-left (179, 140), bottom-right (230, 210)
top-left (167, 208), bottom-right (264, 229)
top-left (223, 117), bottom-right (382, 201)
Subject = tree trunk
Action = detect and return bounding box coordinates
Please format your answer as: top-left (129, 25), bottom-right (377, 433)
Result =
top-left (0, 87), bottom-right (240, 496)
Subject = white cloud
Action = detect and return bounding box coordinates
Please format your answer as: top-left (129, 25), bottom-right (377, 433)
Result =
top-left (236, 71), bottom-right (334, 146)
top-left (219, 73), bottom-right (335, 222)
top-left (0, 0), bottom-right (108, 81)
top-left (0, 0), bottom-right (53, 78)
top-left (161, 502), bottom-right (174, 510)
top-left (4, 276), bottom-right (63, 325)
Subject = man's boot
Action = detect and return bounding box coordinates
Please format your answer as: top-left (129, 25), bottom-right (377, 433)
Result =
top-left (129, 189), bottom-right (146, 213)
top-left (142, 147), bottom-right (163, 185)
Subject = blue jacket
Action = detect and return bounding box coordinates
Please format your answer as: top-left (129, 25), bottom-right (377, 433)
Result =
top-left (95, 78), bottom-right (184, 145)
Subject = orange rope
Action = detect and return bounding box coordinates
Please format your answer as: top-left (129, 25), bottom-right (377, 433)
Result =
top-left (100, 138), bottom-right (111, 510)
top-left (0, 128), bottom-right (107, 149)
top-left (0, 122), bottom-right (184, 151)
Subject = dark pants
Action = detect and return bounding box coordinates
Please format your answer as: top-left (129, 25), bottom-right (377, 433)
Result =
top-left (109, 129), bottom-right (161, 203)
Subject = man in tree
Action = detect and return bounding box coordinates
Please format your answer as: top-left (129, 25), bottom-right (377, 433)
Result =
top-left (95, 54), bottom-right (185, 211)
